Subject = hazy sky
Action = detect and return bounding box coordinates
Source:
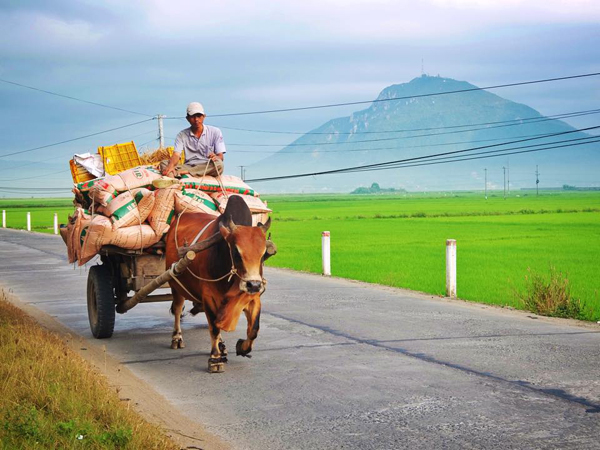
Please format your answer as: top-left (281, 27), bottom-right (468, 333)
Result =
top-left (1, 0), bottom-right (599, 190)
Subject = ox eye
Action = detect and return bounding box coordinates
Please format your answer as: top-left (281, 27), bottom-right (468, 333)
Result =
top-left (232, 246), bottom-right (242, 263)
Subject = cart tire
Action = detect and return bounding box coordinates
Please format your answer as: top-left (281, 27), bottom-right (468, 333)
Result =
top-left (87, 265), bottom-right (116, 339)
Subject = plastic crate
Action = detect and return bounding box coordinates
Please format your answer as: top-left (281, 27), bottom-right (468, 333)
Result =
top-left (69, 159), bottom-right (96, 184)
top-left (166, 146), bottom-right (185, 164)
top-left (98, 141), bottom-right (142, 175)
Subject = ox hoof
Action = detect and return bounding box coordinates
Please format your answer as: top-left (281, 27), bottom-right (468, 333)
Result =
top-left (170, 338), bottom-right (185, 349)
top-left (236, 339), bottom-right (252, 358)
top-left (219, 341), bottom-right (228, 356)
top-left (208, 358), bottom-right (225, 373)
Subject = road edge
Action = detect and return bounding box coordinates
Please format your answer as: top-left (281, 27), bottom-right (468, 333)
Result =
top-left (0, 285), bottom-right (231, 450)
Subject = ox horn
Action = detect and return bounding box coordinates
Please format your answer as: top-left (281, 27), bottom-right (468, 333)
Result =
top-left (228, 217), bottom-right (238, 232)
top-left (258, 217), bottom-right (271, 234)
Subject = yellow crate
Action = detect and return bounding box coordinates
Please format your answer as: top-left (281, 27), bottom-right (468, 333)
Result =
top-left (98, 141), bottom-right (142, 175)
top-left (166, 146), bottom-right (185, 164)
top-left (69, 159), bottom-right (96, 184)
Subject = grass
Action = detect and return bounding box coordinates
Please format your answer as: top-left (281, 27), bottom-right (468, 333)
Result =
top-left (3, 192), bottom-right (599, 321)
top-left (0, 295), bottom-right (177, 450)
top-left (517, 266), bottom-right (582, 319)
top-left (262, 191), bottom-right (600, 321)
top-left (0, 198), bottom-right (73, 233)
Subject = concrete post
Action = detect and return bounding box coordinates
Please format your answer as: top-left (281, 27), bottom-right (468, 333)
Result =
top-left (158, 114), bottom-right (165, 148)
top-left (27, 212), bottom-right (31, 232)
top-left (446, 239), bottom-right (456, 298)
top-left (54, 213), bottom-right (58, 235)
top-left (2, 210), bottom-right (5, 228)
top-left (322, 231), bottom-right (331, 276)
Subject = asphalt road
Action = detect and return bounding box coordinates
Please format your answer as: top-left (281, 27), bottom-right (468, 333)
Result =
top-left (1, 228), bottom-right (599, 449)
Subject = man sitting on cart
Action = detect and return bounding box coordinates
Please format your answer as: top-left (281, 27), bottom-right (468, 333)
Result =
top-left (160, 102), bottom-right (226, 178)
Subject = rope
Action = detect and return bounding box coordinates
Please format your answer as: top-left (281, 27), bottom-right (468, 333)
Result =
top-left (117, 173), bottom-right (144, 254)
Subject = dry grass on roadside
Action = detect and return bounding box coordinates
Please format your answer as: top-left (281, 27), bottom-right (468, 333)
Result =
top-left (0, 294), bottom-right (178, 449)
top-left (517, 266), bottom-right (582, 319)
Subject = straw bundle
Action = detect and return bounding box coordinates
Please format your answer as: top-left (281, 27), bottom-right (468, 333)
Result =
top-left (139, 147), bottom-right (173, 165)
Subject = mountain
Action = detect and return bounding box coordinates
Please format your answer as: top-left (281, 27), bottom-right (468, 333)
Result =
top-left (249, 75), bottom-right (598, 193)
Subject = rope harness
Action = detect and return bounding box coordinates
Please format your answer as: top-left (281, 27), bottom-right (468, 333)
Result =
top-left (169, 159), bottom-right (266, 300)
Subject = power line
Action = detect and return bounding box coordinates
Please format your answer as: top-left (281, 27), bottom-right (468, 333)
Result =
top-left (226, 113), bottom-right (598, 148)
top-left (245, 125), bottom-right (600, 182)
top-left (206, 72), bottom-right (600, 117)
top-left (215, 108), bottom-right (600, 135)
top-left (0, 127), bottom-right (157, 174)
top-left (345, 139), bottom-right (600, 175)
top-left (248, 138), bottom-right (600, 182)
top-left (0, 118), bottom-right (154, 159)
top-left (346, 136), bottom-right (598, 173)
top-left (0, 78), bottom-right (153, 117)
top-left (238, 130), bottom-right (590, 155)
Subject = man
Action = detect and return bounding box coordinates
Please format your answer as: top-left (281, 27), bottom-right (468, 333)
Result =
top-left (161, 102), bottom-right (226, 177)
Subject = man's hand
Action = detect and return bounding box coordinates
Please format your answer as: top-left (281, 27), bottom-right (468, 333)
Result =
top-left (162, 166), bottom-right (175, 176)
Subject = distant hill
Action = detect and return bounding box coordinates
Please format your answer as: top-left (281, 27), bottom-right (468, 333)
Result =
top-left (250, 75), bottom-right (598, 193)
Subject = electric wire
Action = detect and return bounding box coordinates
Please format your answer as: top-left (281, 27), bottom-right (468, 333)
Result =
top-left (215, 108), bottom-right (600, 135)
top-left (0, 128), bottom-right (157, 175)
top-left (203, 72), bottom-right (600, 117)
top-left (244, 125), bottom-right (600, 182)
top-left (227, 117), bottom-right (598, 147)
top-left (0, 118), bottom-right (154, 159)
top-left (0, 78), bottom-right (153, 117)
top-left (247, 138), bottom-right (600, 182)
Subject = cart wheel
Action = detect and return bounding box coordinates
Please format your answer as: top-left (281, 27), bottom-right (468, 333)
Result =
top-left (87, 265), bottom-right (116, 339)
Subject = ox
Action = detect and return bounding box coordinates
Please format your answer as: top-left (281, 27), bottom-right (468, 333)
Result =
top-left (164, 196), bottom-right (271, 373)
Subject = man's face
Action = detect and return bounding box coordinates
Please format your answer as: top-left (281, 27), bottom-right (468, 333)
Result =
top-left (187, 113), bottom-right (205, 128)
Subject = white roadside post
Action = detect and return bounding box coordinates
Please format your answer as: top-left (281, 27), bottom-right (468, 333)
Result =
top-left (27, 212), bottom-right (31, 232)
top-left (2, 210), bottom-right (5, 228)
top-left (446, 239), bottom-right (457, 298)
top-left (54, 213), bottom-right (58, 235)
top-left (322, 231), bottom-right (331, 276)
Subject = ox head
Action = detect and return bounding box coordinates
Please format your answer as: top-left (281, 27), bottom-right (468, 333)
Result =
top-left (219, 217), bottom-right (271, 295)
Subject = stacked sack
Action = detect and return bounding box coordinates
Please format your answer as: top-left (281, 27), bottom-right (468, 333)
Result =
top-left (180, 174), bottom-right (271, 226)
top-left (67, 166), bottom-right (270, 265)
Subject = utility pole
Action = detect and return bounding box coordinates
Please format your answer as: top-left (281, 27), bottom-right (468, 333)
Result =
top-left (484, 168), bottom-right (488, 200)
top-left (536, 165), bottom-right (540, 196)
top-left (157, 114), bottom-right (165, 148)
top-left (507, 159), bottom-right (510, 195)
top-left (503, 166), bottom-right (506, 199)
top-left (239, 166), bottom-right (246, 181)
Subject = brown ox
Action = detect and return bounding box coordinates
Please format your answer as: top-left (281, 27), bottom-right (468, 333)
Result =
top-left (164, 196), bottom-right (271, 372)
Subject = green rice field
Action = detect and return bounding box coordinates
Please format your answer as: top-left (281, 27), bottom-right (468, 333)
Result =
top-left (1, 191), bottom-right (599, 320)
top-left (262, 191), bottom-right (600, 321)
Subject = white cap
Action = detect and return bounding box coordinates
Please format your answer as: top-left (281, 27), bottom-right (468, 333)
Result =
top-left (186, 102), bottom-right (205, 116)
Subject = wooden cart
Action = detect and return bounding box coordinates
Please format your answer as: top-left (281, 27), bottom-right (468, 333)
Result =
top-left (86, 242), bottom-right (196, 339)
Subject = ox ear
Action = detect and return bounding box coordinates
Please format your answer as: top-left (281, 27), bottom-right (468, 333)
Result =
top-left (257, 217), bottom-right (271, 234)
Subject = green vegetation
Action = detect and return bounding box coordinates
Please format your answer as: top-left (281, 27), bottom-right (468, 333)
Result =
top-left (262, 191), bottom-right (600, 321)
top-left (517, 267), bottom-right (581, 319)
top-left (351, 182), bottom-right (405, 195)
top-left (0, 296), bottom-right (177, 449)
top-left (0, 198), bottom-right (73, 233)
top-left (2, 192), bottom-right (599, 320)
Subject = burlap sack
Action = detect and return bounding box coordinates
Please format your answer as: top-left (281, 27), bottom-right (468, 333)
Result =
top-left (211, 193), bottom-right (271, 214)
top-left (84, 179), bottom-right (119, 207)
top-left (110, 224), bottom-right (160, 250)
top-left (148, 185), bottom-right (180, 237)
top-left (67, 208), bottom-right (92, 263)
top-left (175, 189), bottom-right (219, 215)
top-left (79, 215), bottom-right (114, 265)
top-left (105, 166), bottom-right (162, 192)
top-left (107, 188), bottom-right (155, 230)
top-left (180, 174), bottom-right (258, 197)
